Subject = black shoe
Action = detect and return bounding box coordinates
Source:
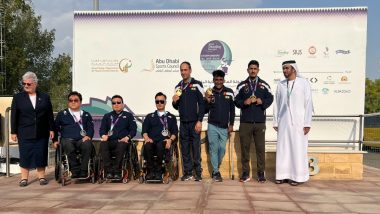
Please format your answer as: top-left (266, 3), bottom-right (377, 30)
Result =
top-left (213, 171), bottom-right (223, 182)
top-left (194, 173), bottom-right (202, 182)
top-left (70, 166), bottom-right (80, 177)
top-left (39, 178), bottom-right (48, 185)
top-left (106, 173), bottom-right (113, 179)
top-left (71, 169), bottom-right (80, 178)
top-left (154, 172), bottom-right (162, 180)
top-left (275, 179), bottom-right (286, 184)
top-left (146, 171), bottom-right (154, 180)
top-left (240, 172), bottom-right (250, 183)
top-left (71, 172), bottom-right (79, 178)
top-left (79, 170), bottom-right (88, 178)
top-left (257, 171), bottom-right (266, 183)
top-left (181, 173), bottom-right (193, 181)
top-left (19, 179), bottom-right (28, 187)
top-left (114, 172), bottom-right (122, 180)
top-left (154, 168), bottom-right (162, 180)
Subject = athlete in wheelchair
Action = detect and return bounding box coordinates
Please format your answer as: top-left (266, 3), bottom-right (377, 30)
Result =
top-left (53, 91), bottom-right (96, 184)
top-left (98, 95), bottom-right (138, 183)
top-left (140, 92), bottom-right (179, 183)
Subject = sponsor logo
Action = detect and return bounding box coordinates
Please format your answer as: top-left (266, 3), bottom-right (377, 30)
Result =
top-left (276, 50), bottom-right (289, 57)
top-left (321, 88), bottom-right (329, 94)
top-left (308, 46), bottom-right (317, 55)
top-left (119, 58), bottom-right (133, 73)
top-left (200, 40), bottom-right (232, 74)
top-left (323, 75), bottom-right (335, 84)
top-left (323, 47), bottom-right (329, 58)
top-left (309, 77), bottom-right (318, 83)
top-left (292, 49), bottom-right (302, 55)
top-left (339, 75), bottom-right (350, 84)
top-left (311, 88), bottom-right (319, 93)
top-left (91, 58), bottom-right (131, 73)
top-left (336, 49), bottom-right (351, 55)
top-left (149, 58), bottom-right (180, 72)
top-left (334, 89), bottom-right (351, 94)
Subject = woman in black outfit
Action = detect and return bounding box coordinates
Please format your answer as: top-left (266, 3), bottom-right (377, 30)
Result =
top-left (11, 71), bottom-right (54, 187)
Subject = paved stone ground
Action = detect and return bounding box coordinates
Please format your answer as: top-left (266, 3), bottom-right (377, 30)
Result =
top-left (1, 165), bottom-right (380, 213)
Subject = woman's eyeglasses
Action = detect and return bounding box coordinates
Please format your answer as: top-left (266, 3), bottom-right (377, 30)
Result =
top-left (22, 82), bottom-right (33, 86)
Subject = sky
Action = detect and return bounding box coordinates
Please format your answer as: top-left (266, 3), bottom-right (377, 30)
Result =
top-left (32, 0), bottom-right (380, 79)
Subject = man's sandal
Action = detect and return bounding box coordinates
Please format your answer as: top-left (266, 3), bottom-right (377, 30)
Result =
top-left (289, 180), bottom-right (300, 186)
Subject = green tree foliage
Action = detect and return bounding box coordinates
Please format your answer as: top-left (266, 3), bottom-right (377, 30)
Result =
top-left (2, 0), bottom-right (71, 110)
top-left (365, 78), bottom-right (380, 114)
top-left (49, 54), bottom-right (72, 111)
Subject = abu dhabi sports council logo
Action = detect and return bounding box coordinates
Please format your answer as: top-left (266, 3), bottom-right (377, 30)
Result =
top-left (119, 58), bottom-right (132, 73)
top-left (200, 40), bottom-right (232, 74)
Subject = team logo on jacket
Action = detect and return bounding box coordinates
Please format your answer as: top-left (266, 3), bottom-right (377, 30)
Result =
top-left (244, 86), bottom-right (249, 94)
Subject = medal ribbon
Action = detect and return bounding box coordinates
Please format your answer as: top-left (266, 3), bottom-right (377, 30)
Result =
top-left (213, 86), bottom-right (224, 94)
top-left (69, 109), bottom-right (84, 131)
top-left (157, 111), bottom-right (168, 131)
top-left (180, 78), bottom-right (192, 91)
top-left (249, 77), bottom-right (258, 96)
top-left (110, 112), bottom-right (123, 132)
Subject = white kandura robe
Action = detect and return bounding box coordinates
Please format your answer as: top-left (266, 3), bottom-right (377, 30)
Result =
top-left (273, 77), bottom-right (313, 182)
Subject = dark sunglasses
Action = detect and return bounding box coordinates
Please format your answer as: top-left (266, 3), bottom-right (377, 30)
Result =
top-left (155, 100), bottom-right (165, 104)
top-left (69, 99), bottom-right (80, 103)
top-left (22, 82), bottom-right (33, 86)
top-left (112, 101), bottom-right (122, 105)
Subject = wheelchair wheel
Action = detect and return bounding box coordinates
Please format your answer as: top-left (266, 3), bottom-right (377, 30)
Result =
top-left (122, 151), bottom-right (131, 183)
top-left (55, 163), bottom-right (62, 183)
top-left (170, 144), bottom-right (180, 181)
top-left (131, 142), bottom-right (140, 180)
top-left (61, 164), bottom-right (68, 186)
top-left (122, 176), bottom-right (128, 184)
top-left (91, 157), bottom-right (97, 184)
top-left (138, 174), bottom-right (145, 184)
top-left (54, 148), bottom-right (61, 183)
top-left (97, 156), bottom-right (104, 184)
top-left (163, 171), bottom-right (170, 184)
top-left (55, 145), bottom-right (69, 186)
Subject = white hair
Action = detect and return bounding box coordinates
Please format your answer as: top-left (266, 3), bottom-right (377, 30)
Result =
top-left (22, 71), bottom-right (38, 83)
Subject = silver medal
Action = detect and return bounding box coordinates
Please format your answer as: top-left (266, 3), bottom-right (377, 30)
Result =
top-left (161, 129), bottom-right (169, 137)
top-left (80, 130), bottom-right (87, 137)
top-left (108, 130), bottom-right (113, 136)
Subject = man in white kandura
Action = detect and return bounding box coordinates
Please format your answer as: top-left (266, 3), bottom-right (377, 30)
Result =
top-left (273, 60), bottom-right (313, 186)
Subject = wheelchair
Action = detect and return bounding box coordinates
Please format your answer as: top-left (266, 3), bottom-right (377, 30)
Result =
top-left (54, 142), bottom-right (97, 186)
top-left (139, 140), bottom-right (179, 184)
top-left (97, 140), bottom-right (140, 184)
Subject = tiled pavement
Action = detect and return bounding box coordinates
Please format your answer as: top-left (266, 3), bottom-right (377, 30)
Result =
top-left (1, 166), bottom-right (380, 213)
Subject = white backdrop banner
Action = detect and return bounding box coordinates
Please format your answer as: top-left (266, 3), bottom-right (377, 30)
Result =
top-left (73, 7), bottom-right (367, 140)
